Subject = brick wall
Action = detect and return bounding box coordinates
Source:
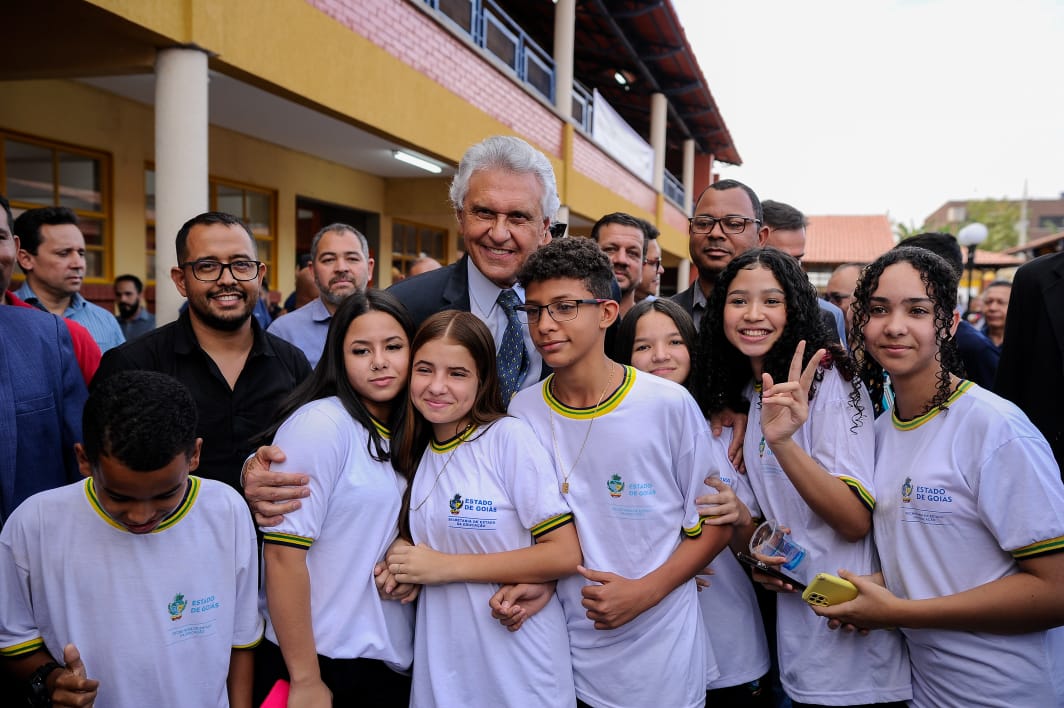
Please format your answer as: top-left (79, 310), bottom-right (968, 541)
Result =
top-left (572, 133), bottom-right (656, 213)
top-left (306, 0), bottom-right (563, 157)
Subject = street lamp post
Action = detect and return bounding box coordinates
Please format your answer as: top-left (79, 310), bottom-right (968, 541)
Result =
top-left (957, 222), bottom-right (989, 318)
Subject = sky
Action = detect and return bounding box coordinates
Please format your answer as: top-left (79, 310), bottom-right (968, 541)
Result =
top-left (671, 0), bottom-right (1064, 229)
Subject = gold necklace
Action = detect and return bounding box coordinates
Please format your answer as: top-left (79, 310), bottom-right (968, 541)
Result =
top-left (549, 361), bottom-right (617, 494)
top-left (410, 424), bottom-right (474, 512)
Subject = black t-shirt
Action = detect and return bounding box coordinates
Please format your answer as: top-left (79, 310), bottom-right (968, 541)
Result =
top-left (94, 310), bottom-right (311, 491)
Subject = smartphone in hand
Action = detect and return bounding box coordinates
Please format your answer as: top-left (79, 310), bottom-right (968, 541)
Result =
top-left (736, 551), bottom-right (806, 591)
top-left (801, 573), bottom-right (858, 607)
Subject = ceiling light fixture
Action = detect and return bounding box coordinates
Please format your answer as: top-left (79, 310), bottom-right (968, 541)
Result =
top-left (393, 150), bottom-right (442, 174)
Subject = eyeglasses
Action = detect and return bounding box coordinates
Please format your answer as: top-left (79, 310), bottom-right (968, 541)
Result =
top-left (644, 258), bottom-right (663, 271)
top-left (823, 291), bottom-right (853, 306)
top-left (688, 215), bottom-right (760, 235)
top-left (514, 299), bottom-right (607, 324)
top-left (180, 259), bottom-right (263, 282)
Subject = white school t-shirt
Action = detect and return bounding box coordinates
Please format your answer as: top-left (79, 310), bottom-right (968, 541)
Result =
top-left (408, 416), bottom-right (576, 708)
top-left (702, 428), bottom-right (771, 690)
top-left (260, 397), bottom-right (414, 669)
top-left (738, 366), bottom-right (911, 705)
top-left (874, 381), bottom-right (1064, 707)
top-left (509, 367), bottom-right (720, 708)
top-left (0, 477), bottom-right (263, 708)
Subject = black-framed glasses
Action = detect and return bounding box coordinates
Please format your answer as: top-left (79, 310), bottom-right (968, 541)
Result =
top-left (688, 215), bottom-right (760, 235)
top-left (180, 259), bottom-right (263, 282)
top-left (644, 258), bottom-right (663, 271)
top-left (514, 299), bottom-right (607, 324)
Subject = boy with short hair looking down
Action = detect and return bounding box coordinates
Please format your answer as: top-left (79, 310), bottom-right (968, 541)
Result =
top-left (0, 370), bottom-right (263, 707)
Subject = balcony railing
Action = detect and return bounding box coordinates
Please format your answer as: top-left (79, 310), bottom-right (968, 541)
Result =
top-left (664, 169), bottom-right (685, 208)
top-left (425, 0), bottom-right (555, 102)
top-left (572, 79), bottom-right (593, 133)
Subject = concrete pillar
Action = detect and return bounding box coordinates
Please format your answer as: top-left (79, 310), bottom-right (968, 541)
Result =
top-left (553, 205), bottom-right (571, 237)
top-left (154, 47), bottom-right (209, 325)
top-left (553, 0), bottom-right (576, 119)
top-left (650, 92), bottom-right (667, 192)
top-left (677, 259), bottom-right (691, 293)
top-left (682, 138), bottom-right (696, 214)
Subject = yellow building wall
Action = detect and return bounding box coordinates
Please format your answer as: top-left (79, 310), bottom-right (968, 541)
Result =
top-left (0, 78), bottom-right (417, 293)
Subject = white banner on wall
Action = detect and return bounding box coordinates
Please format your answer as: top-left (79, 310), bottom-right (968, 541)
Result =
top-left (591, 89), bottom-right (654, 184)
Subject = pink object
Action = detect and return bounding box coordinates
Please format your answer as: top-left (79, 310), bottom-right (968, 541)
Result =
top-left (260, 679), bottom-right (290, 708)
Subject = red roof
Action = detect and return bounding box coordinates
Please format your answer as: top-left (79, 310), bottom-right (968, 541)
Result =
top-left (804, 215), bottom-right (896, 265)
top-left (1004, 230), bottom-right (1064, 255)
top-left (973, 250), bottom-right (1024, 267)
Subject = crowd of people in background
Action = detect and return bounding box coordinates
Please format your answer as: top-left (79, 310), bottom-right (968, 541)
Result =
top-left (1, 134), bottom-right (1062, 708)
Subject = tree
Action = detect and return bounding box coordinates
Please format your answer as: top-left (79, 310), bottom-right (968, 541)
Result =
top-left (894, 221), bottom-right (925, 241)
top-left (964, 199), bottom-right (1020, 252)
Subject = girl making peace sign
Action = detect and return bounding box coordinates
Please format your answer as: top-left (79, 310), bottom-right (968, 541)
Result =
top-left (695, 248), bottom-right (910, 707)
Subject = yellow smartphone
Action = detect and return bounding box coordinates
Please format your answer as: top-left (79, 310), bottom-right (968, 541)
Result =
top-left (801, 573), bottom-right (858, 607)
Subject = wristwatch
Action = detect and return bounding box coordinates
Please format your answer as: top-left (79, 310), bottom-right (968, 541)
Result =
top-left (26, 660), bottom-right (62, 708)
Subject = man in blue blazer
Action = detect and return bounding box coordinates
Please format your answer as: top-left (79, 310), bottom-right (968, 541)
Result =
top-left (0, 306), bottom-right (86, 525)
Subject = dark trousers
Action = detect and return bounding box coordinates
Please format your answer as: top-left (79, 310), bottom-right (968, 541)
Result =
top-left (252, 639), bottom-right (411, 707)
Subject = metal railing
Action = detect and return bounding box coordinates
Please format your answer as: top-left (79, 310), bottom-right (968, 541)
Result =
top-left (664, 169), bottom-right (685, 207)
top-left (425, 0), bottom-right (555, 102)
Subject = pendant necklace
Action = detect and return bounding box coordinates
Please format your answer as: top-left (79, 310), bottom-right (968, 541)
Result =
top-left (549, 361), bottom-right (616, 494)
top-left (410, 424), bottom-right (474, 512)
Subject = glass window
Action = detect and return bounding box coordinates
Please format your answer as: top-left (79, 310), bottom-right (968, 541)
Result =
top-left (392, 219), bottom-right (448, 276)
top-left (1, 134), bottom-right (111, 281)
top-left (144, 170), bottom-right (276, 286)
top-left (5, 140), bottom-right (53, 206)
top-left (211, 179), bottom-right (276, 284)
top-left (58, 152), bottom-right (102, 212)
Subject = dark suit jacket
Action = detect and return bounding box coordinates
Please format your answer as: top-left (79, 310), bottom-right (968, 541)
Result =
top-left (0, 307), bottom-right (87, 523)
top-left (671, 285), bottom-right (698, 324)
top-left (995, 251), bottom-right (1064, 471)
top-left (387, 253), bottom-right (624, 381)
top-left (387, 254), bottom-right (472, 330)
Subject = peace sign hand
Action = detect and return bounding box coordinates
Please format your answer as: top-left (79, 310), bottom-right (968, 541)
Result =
top-left (760, 340), bottom-right (825, 446)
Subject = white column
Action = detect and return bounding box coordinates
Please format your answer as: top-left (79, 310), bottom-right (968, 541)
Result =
top-left (553, 205), bottom-right (570, 237)
top-left (682, 138), bottom-right (695, 214)
top-left (553, 0), bottom-right (576, 119)
top-left (650, 92), bottom-right (667, 191)
top-left (676, 260), bottom-right (691, 293)
top-left (154, 47), bottom-right (209, 325)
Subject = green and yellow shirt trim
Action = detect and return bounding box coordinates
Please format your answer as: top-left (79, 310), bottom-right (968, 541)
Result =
top-left (1012, 535), bottom-right (1064, 559)
top-left (86, 476), bottom-right (200, 533)
top-left (0, 636), bottom-right (44, 658)
top-left (542, 366), bottom-right (634, 419)
top-left (370, 416), bottom-right (391, 440)
top-left (892, 380), bottom-right (974, 431)
top-left (430, 424), bottom-right (478, 453)
top-left (839, 476), bottom-right (876, 512)
top-left (232, 627), bottom-right (265, 650)
top-left (684, 520), bottom-right (704, 538)
top-left (262, 531), bottom-right (314, 550)
top-left (531, 512), bottom-right (574, 538)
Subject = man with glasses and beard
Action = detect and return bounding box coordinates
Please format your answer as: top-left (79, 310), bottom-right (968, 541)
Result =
top-left (95, 212), bottom-right (310, 491)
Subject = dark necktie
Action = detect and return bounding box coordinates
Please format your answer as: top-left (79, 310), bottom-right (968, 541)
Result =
top-left (496, 288), bottom-right (529, 402)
